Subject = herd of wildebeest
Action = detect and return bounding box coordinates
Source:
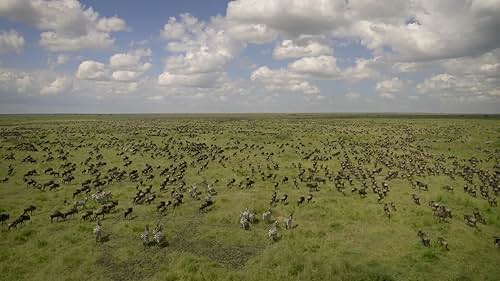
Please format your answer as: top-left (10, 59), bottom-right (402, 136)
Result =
top-left (0, 117), bottom-right (499, 261)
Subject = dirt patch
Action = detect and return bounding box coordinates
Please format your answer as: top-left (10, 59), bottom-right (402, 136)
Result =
top-left (97, 251), bottom-right (166, 281)
top-left (96, 215), bottom-right (266, 280)
top-left (169, 215), bottom-right (266, 269)
top-left (171, 238), bottom-right (265, 269)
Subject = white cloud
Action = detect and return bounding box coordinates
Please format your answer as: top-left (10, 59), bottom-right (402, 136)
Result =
top-left (226, 0), bottom-right (348, 37)
top-left (111, 71), bottom-right (140, 82)
top-left (0, 68), bottom-right (33, 94)
top-left (0, 67), bottom-right (73, 96)
top-left (76, 48), bottom-right (151, 82)
top-left (158, 14), bottom-right (241, 88)
top-left (345, 91), bottom-right (361, 100)
top-left (40, 76), bottom-right (72, 95)
top-left (273, 38), bottom-right (331, 59)
top-left (109, 48), bottom-right (152, 71)
top-left (158, 72), bottom-right (223, 88)
top-left (376, 77), bottom-right (404, 99)
top-left (344, 57), bottom-right (382, 81)
top-left (417, 73), bottom-right (499, 102)
top-left (0, 0), bottom-right (127, 52)
top-left (226, 0), bottom-right (500, 61)
top-left (416, 49), bottom-right (500, 102)
top-left (161, 16), bottom-right (187, 39)
top-left (288, 55), bottom-right (340, 78)
top-left (226, 23), bottom-right (277, 44)
top-left (251, 66), bottom-right (320, 95)
top-left (97, 16), bottom-right (127, 32)
top-left (0, 29), bottom-right (24, 53)
top-left (76, 60), bottom-right (109, 80)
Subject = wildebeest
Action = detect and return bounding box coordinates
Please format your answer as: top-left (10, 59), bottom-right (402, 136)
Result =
top-left (199, 198), bottom-right (213, 213)
top-left (280, 194), bottom-right (288, 204)
top-left (124, 207), bottom-right (133, 219)
top-left (437, 237), bottom-right (449, 250)
top-left (411, 194), bottom-right (420, 205)
top-left (417, 230), bottom-right (430, 246)
top-left (464, 214), bottom-right (477, 227)
top-left (494, 236), bottom-right (500, 248)
top-left (473, 208), bottom-right (486, 224)
top-left (297, 196), bottom-right (305, 206)
top-left (8, 214), bottom-right (30, 230)
top-left (0, 212), bottom-right (10, 224)
top-left (23, 205), bottom-right (36, 215)
top-left (63, 207), bottom-right (78, 219)
top-left (50, 210), bottom-right (65, 222)
top-left (81, 210), bottom-right (94, 221)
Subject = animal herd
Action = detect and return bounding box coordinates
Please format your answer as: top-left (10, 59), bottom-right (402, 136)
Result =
top-left (0, 118), bottom-right (499, 258)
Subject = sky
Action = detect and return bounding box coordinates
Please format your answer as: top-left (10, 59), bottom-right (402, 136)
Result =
top-left (0, 0), bottom-right (499, 113)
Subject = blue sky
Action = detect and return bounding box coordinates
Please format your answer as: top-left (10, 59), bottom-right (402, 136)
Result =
top-left (0, 0), bottom-right (499, 113)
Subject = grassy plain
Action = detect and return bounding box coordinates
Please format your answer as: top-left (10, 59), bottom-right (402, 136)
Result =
top-left (0, 114), bottom-right (499, 281)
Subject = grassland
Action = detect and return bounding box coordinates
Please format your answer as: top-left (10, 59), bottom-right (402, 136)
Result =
top-left (0, 114), bottom-right (499, 281)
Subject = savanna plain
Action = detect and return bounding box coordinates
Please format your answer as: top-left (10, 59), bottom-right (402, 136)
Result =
top-left (0, 114), bottom-right (499, 281)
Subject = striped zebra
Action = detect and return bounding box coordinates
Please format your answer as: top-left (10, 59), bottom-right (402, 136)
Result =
top-left (284, 213), bottom-right (293, 229)
top-left (240, 215), bottom-right (250, 230)
top-left (93, 221), bottom-right (103, 243)
top-left (153, 231), bottom-right (164, 246)
top-left (153, 223), bottom-right (165, 246)
top-left (268, 221), bottom-right (279, 241)
top-left (141, 225), bottom-right (150, 246)
top-left (262, 209), bottom-right (272, 223)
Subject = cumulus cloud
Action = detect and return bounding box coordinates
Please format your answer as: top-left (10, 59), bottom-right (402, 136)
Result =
top-left (273, 38), bottom-right (331, 59)
top-left (288, 55), bottom-right (340, 78)
top-left (227, 0), bottom-right (500, 61)
top-left (76, 61), bottom-right (109, 81)
top-left (226, 0), bottom-right (348, 37)
top-left (111, 71), bottom-right (141, 82)
top-left (109, 48), bottom-right (152, 71)
top-left (0, 29), bottom-right (24, 53)
top-left (76, 48), bottom-right (151, 82)
top-left (158, 14), bottom-right (241, 88)
top-left (0, 67), bottom-right (73, 96)
top-left (376, 77), bottom-right (405, 99)
top-left (40, 77), bottom-right (72, 95)
top-left (251, 66), bottom-right (320, 95)
top-left (417, 49), bottom-right (500, 102)
top-left (226, 23), bottom-right (277, 44)
top-left (0, 0), bottom-right (127, 52)
top-left (0, 68), bottom-right (34, 94)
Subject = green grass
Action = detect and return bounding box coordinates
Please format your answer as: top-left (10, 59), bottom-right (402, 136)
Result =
top-left (0, 114), bottom-right (499, 281)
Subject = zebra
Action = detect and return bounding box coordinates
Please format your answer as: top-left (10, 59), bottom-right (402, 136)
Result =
top-left (140, 225), bottom-right (150, 246)
top-left (94, 220), bottom-right (103, 243)
top-left (268, 221), bottom-right (279, 241)
top-left (153, 223), bottom-right (165, 246)
top-left (248, 211), bottom-right (257, 223)
top-left (240, 215), bottom-right (250, 230)
top-left (262, 209), bottom-right (272, 223)
top-left (284, 213), bottom-right (293, 230)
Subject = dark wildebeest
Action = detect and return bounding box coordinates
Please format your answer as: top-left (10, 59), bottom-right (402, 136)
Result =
top-left (124, 207), bottom-right (133, 219)
top-left (50, 210), bottom-right (65, 222)
top-left (0, 212), bottom-right (9, 224)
